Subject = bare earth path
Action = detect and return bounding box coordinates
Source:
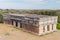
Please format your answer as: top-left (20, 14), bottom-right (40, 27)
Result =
top-left (0, 24), bottom-right (60, 40)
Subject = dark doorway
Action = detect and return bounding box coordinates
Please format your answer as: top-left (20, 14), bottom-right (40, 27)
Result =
top-left (52, 24), bottom-right (53, 30)
top-left (43, 26), bottom-right (45, 32)
top-left (47, 25), bottom-right (49, 31)
top-left (16, 21), bottom-right (18, 27)
top-left (20, 23), bottom-right (22, 28)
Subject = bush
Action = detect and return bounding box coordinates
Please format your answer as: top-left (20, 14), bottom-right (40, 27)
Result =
top-left (5, 32), bottom-right (10, 36)
top-left (57, 23), bottom-right (60, 29)
top-left (0, 14), bottom-right (3, 23)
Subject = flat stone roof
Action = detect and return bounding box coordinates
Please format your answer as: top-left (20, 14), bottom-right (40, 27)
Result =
top-left (10, 14), bottom-right (50, 18)
top-left (3, 13), bottom-right (58, 19)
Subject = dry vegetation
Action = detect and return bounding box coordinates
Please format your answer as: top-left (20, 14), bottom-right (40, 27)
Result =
top-left (0, 23), bottom-right (60, 40)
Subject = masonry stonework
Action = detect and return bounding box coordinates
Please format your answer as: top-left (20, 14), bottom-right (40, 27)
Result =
top-left (3, 13), bottom-right (58, 35)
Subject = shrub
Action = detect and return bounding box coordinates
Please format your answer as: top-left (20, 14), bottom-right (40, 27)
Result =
top-left (57, 23), bottom-right (60, 29)
top-left (0, 13), bottom-right (3, 23)
top-left (5, 32), bottom-right (10, 36)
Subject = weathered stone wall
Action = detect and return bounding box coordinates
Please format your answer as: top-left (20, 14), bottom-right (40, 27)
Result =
top-left (39, 16), bottom-right (58, 35)
top-left (22, 23), bottom-right (39, 34)
top-left (3, 14), bottom-right (58, 35)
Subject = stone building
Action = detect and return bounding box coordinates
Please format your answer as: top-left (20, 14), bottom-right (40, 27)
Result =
top-left (3, 13), bottom-right (58, 35)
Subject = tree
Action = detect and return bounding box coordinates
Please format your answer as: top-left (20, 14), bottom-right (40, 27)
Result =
top-left (0, 13), bottom-right (3, 23)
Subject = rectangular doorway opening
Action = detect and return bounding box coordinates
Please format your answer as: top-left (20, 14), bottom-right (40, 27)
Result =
top-left (16, 21), bottom-right (18, 27)
top-left (47, 25), bottom-right (49, 31)
top-left (20, 23), bottom-right (22, 28)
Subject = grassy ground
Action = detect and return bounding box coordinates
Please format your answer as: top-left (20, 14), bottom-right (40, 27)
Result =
top-left (57, 23), bottom-right (60, 29)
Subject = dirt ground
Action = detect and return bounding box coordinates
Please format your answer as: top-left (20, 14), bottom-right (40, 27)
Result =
top-left (0, 23), bottom-right (60, 40)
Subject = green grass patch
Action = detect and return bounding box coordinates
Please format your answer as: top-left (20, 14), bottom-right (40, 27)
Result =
top-left (57, 23), bottom-right (60, 29)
